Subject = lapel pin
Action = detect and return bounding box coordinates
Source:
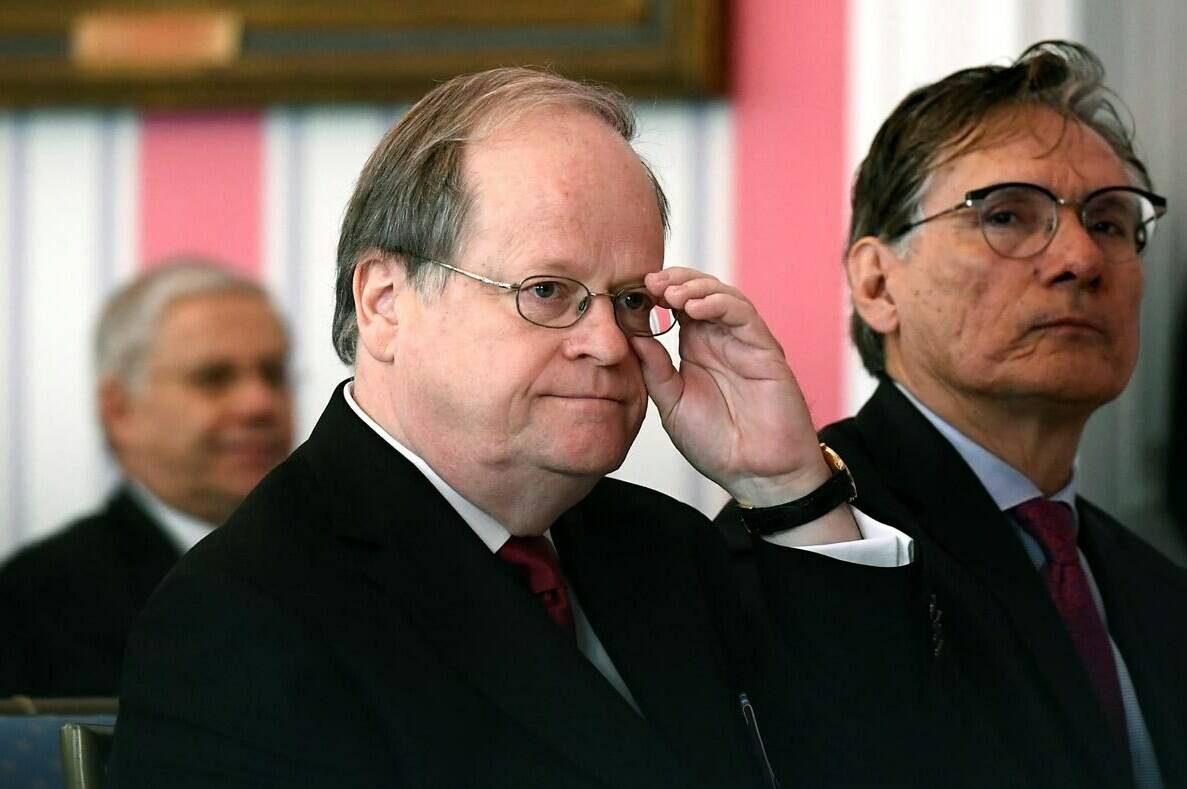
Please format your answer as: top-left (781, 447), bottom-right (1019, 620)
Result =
top-left (929, 593), bottom-right (944, 658)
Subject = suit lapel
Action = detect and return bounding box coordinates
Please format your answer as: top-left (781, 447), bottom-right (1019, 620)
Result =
top-left (849, 382), bottom-right (1130, 782)
top-left (301, 387), bottom-right (686, 788)
top-left (1079, 507), bottom-right (1187, 786)
top-left (107, 489), bottom-right (184, 603)
top-left (552, 498), bottom-right (747, 785)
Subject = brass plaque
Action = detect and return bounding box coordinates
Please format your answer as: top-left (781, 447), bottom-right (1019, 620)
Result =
top-left (73, 10), bottom-right (242, 71)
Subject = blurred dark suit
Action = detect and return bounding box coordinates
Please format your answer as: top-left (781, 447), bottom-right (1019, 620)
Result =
top-left (0, 490), bottom-right (179, 696)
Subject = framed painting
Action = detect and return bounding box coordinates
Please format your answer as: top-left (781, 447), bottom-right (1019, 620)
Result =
top-left (0, 0), bottom-right (725, 106)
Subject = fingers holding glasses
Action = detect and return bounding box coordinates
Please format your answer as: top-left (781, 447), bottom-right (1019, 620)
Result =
top-left (629, 267), bottom-right (832, 507)
top-left (645, 268), bottom-right (742, 306)
top-left (644, 268), bottom-right (780, 347)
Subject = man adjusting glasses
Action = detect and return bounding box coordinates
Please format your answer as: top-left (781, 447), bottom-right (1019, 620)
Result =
top-left (415, 256), bottom-right (677, 336)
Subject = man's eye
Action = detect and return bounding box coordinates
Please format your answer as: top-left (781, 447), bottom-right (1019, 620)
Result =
top-left (1088, 219), bottom-right (1127, 237)
top-left (528, 280), bottom-right (568, 301)
top-left (617, 291), bottom-right (654, 312)
top-left (188, 365), bottom-right (235, 391)
top-left (980, 191), bottom-right (1045, 230)
top-left (260, 360), bottom-right (289, 388)
top-left (984, 210), bottom-right (1021, 227)
top-left (1085, 207), bottom-right (1135, 239)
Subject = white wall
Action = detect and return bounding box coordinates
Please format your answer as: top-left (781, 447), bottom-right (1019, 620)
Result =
top-left (2, 0), bottom-right (1181, 565)
top-left (1078, 0), bottom-right (1187, 563)
top-left (0, 102), bottom-right (734, 560)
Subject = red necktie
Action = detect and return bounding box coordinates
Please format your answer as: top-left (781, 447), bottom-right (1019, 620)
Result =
top-left (1011, 498), bottom-right (1128, 744)
top-left (497, 536), bottom-right (576, 640)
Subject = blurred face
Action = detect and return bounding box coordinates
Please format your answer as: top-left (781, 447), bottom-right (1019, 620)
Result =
top-left (883, 108), bottom-right (1143, 414)
top-left (106, 292), bottom-right (293, 524)
top-left (387, 108), bottom-right (664, 483)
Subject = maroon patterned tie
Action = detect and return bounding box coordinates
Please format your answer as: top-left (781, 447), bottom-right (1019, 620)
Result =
top-left (497, 536), bottom-right (576, 640)
top-left (1011, 498), bottom-right (1128, 744)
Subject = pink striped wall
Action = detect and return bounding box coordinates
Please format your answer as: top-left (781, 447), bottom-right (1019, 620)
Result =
top-left (0, 12), bottom-right (844, 547)
top-left (139, 112), bottom-right (263, 275)
top-left (732, 0), bottom-right (847, 426)
top-left (0, 1), bottom-right (1092, 555)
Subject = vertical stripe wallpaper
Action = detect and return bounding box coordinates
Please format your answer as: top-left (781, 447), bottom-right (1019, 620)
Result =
top-left (0, 0), bottom-right (1082, 559)
top-left (0, 103), bottom-right (735, 557)
top-left (732, 0), bottom-right (848, 428)
top-left (139, 113), bottom-right (264, 274)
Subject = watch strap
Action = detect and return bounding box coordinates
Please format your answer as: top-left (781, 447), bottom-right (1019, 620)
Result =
top-left (738, 444), bottom-right (857, 536)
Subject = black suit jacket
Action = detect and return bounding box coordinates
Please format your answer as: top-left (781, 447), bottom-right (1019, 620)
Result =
top-left (0, 490), bottom-right (181, 696)
top-left (110, 386), bottom-right (819, 788)
top-left (1169, 298), bottom-right (1187, 538)
top-left (816, 381), bottom-right (1187, 789)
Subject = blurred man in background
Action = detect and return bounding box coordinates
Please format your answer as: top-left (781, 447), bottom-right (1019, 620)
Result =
top-left (0, 260), bottom-right (293, 697)
top-left (837, 41), bottom-right (1186, 788)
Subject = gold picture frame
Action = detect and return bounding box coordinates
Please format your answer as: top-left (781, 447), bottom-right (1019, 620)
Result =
top-left (0, 0), bottom-right (725, 106)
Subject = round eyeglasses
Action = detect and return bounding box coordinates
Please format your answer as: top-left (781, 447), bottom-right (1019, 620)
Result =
top-left (419, 258), bottom-right (677, 337)
top-left (893, 182), bottom-right (1168, 261)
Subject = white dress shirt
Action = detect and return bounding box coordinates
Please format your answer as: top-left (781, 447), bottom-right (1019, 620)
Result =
top-left (124, 480), bottom-right (215, 554)
top-left (343, 382), bottom-right (912, 709)
top-left (898, 384), bottom-right (1164, 789)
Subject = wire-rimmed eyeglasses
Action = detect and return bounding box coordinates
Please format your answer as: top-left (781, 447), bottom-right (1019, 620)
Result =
top-left (892, 182), bottom-right (1168, 261)
top-left (418, 257), bottom-right (677, 337)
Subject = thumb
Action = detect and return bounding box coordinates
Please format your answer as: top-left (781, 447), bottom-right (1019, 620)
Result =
top-left (630, 336), bottom-right (683, 419)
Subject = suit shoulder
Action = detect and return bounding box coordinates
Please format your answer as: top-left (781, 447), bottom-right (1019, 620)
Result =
top-left (0, 507), bottom-right (125, 588)
top-left (171, 449), bottom-right (330, 591)
top-left (588, 476), bottom-right (709, 525)
top-left (579, 477), bottom-right (728, 558)
top-left (818, 415), bottom-right (868, 459)
top-left (1080, 498), bottom-right (1187, 581)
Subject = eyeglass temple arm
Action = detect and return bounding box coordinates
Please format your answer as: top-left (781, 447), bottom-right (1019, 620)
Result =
top-left (426, 259), bottom-right (519, 291)
top-left (892, 199), bottom-right (973, 238)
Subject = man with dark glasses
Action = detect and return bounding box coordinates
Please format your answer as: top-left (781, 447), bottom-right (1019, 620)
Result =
top-left (828, 40), bottom-right (1185, 788)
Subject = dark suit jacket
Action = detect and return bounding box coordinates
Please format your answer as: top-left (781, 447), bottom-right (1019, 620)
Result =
top-left (0, 490), bottom-right (181, 697)
top-left (815, 381), bottom-right (1187, 789)
top-left (1169, 297), bottom-right (1187, 538)
top-left (111, 386), bottom-right (823, 788)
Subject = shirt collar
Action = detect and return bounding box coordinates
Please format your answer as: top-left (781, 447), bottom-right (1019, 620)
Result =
top-left (123, 480), bottom-right (215, 553)
top-left (894, 383), bottom-right (1077, 514)
top-left (343, 381), bottom-right (512, 553)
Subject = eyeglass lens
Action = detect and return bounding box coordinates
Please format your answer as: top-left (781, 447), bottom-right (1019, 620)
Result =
top-left (516, 275), bottom-right (676, 337)
top-left (976, 185), bottom-right (1159, 260)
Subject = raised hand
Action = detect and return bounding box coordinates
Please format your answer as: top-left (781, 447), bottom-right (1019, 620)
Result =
top-left (630, 267), bottom-right (835, 508)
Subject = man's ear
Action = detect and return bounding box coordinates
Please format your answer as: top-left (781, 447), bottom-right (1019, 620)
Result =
top-left (354, 253), bottom-right (403, 363)
top-left (847, 236), bottom-right (902, 336)
top-left (98, 376), bottom-right (135, 452)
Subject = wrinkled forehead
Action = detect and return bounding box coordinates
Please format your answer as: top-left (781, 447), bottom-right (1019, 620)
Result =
top-left (925, 106), bottom-right (1141, 192)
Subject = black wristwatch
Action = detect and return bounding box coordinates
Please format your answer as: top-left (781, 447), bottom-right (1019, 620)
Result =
top-left (737, 444), bottom-right (857, 536)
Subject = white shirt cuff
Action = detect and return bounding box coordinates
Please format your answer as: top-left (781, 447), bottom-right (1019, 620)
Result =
top-left (762, 507), bottom-right (914, 567)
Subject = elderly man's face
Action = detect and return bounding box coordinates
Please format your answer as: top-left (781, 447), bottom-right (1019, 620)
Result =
top-left (105, 292), bottom-right (293, 524)
top-left (388, 108), bottom-right (664, 481)
top-left (882, 107), bottom-right (1142, 412)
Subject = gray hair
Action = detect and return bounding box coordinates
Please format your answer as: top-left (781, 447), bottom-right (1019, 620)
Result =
top-left (331, 66), bottom-right (671, 365)
top-left (96, 258), bottom-right (269, 389)
top-left (847, 40), bottom-right (1151, 375)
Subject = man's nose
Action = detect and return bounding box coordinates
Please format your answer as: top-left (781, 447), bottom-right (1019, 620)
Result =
top-left (1041, 208), bottom-right (1107, 285)
top-left (561, 296), bottom-right (631, 365)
